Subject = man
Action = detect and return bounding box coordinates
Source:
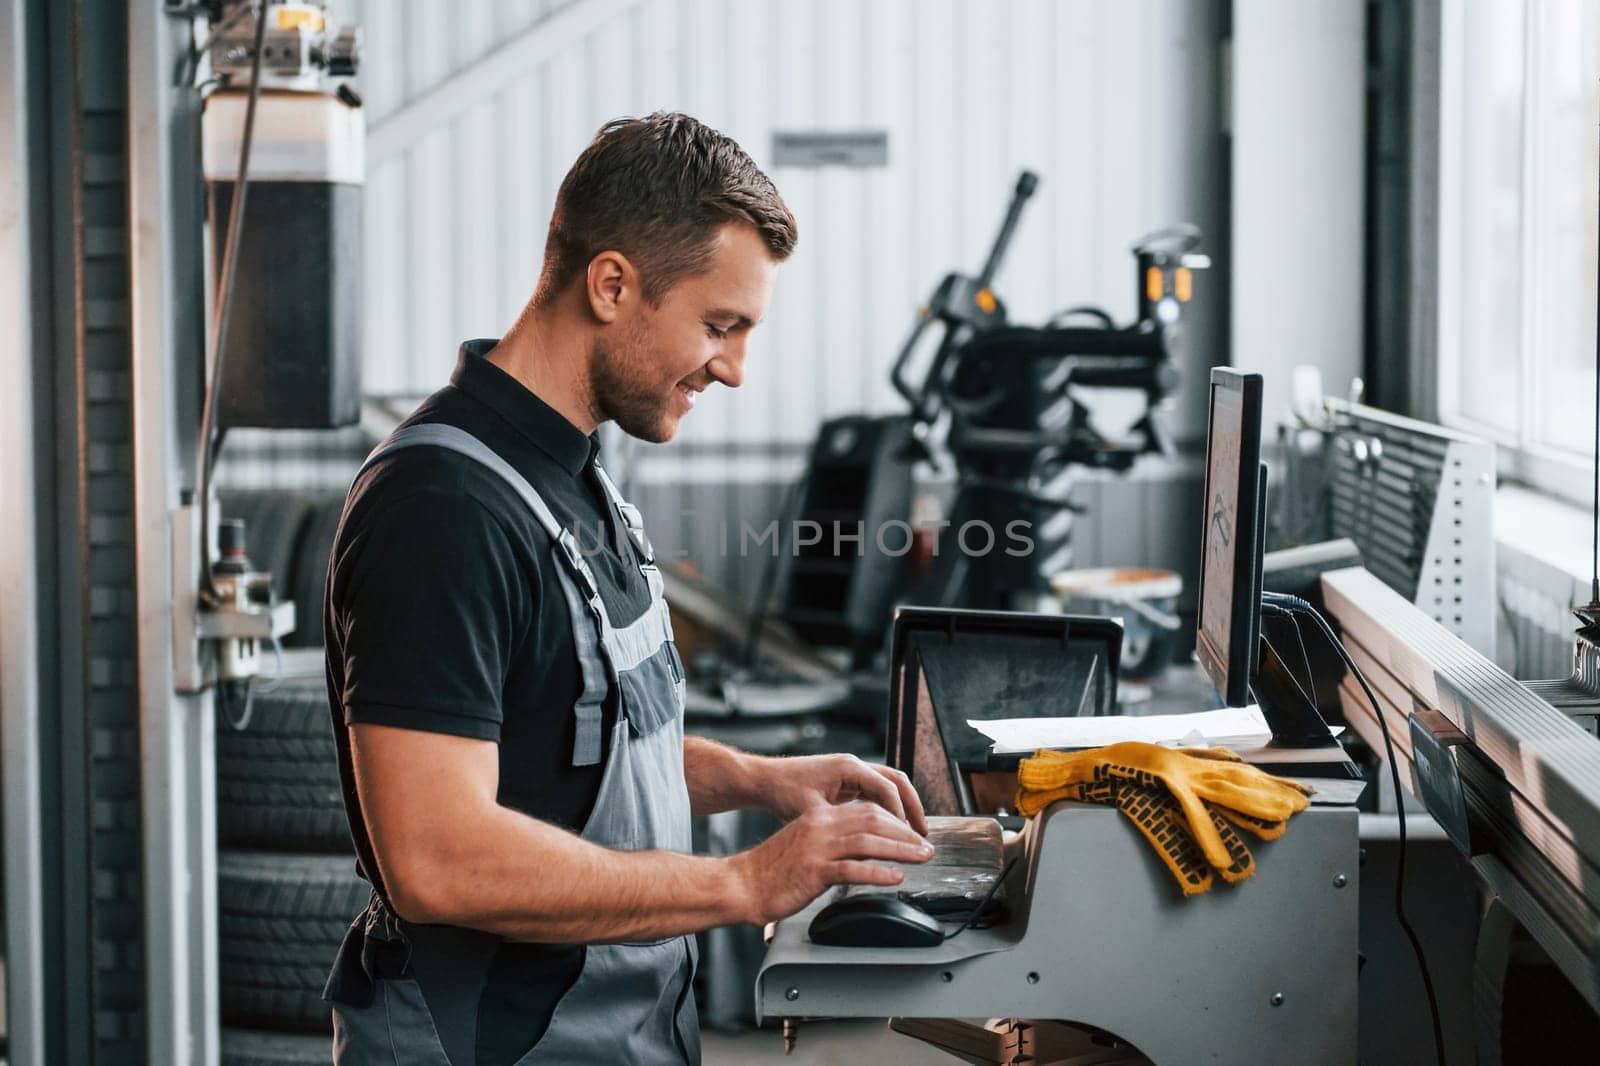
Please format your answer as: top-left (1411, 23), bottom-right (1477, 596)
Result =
top-left (322, 112), bottom-right (932, 1065)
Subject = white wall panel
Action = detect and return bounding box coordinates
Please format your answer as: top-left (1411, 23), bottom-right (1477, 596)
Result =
top-left (498, 71), bottom-right (544, 320)
top-left (1232, 0), bottom-right (1366, 429)
top-left (721, 0), bottom-right (774, 452)
top-left (352, 0), bottom-right (1226, 484)
top-left (362, 154), bottom-right (408, 394)
top-left (406, 0), bottom-right (452, 104)
top-left (455, 100), bottom-right (501, 338)
top-left (862, 0), bottom-right (914, 417)
top-left (408, 126), bottom-right (455, 381)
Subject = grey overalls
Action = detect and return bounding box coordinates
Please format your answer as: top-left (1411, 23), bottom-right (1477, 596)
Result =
top-left (329, 423), bottom-right (701, 1065)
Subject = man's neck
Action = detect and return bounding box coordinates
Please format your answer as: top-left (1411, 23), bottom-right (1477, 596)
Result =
top-left (487, 304), bottom-right (601, 436)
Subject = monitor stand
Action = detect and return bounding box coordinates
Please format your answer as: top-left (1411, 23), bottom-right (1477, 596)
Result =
top-left (1250, 633), bottom-right (1363, 781)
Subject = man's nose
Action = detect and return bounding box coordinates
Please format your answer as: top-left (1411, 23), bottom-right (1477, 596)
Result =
top-left (707, 339), bottom-right (746, 389)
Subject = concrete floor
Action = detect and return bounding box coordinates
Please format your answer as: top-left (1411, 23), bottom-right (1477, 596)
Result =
top-left (0, 1021), bottom-right (940, 1066)
top-left (704, 1019), bottom-right (954, 1064)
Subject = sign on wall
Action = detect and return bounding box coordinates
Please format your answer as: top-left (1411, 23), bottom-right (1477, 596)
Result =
top-left (772, 130), bottom-right (889, 168)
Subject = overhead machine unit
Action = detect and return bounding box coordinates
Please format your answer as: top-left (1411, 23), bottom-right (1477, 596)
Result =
top-left (180, 0), bottom-right (365, 702)
top-left (201, 0), bottom-right (364, 431)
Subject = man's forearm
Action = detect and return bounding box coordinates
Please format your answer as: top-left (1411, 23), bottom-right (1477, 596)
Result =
top-left (394, 800), bottom-right (753, 942)
top-left (683, 735), bottom-right (767, 815)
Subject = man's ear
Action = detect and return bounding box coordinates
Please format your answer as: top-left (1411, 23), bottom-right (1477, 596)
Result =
top-left (585, 250), bottom-right (636, 324)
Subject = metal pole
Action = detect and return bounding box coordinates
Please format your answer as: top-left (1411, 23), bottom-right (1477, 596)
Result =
top-left (127, 4), bottom-right (219, 1063)
top-left (0, 0), bottom-right (48, 1061)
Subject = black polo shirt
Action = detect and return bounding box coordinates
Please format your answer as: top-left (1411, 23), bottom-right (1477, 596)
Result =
top-left (324, 339), bottom-right (656, 1064)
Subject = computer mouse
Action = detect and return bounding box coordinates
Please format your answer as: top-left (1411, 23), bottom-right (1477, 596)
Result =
top-left (808, 895), bottom-right (947, 948)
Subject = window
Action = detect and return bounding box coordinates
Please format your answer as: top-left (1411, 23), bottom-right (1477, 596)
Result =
top-left (1438, 0), bottom-right (1600, 504)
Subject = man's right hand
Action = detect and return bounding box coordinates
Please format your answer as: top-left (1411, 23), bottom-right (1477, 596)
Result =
top-left (728, 802), bottom-right (935, 926)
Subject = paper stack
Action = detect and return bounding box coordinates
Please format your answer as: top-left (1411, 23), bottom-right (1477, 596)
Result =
top-left (969, 705), bottom-right (1275, 754)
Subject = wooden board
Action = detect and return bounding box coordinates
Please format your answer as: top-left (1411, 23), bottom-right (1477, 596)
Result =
top-left (1323, 567), bottom-right (1600, 868)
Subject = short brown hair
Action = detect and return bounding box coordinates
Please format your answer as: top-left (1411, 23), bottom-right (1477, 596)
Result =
top-left (533, 112), bottom-right (797, 307)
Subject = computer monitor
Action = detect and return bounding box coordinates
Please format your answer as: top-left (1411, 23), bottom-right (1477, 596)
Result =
top-left (1196, 368), bottom-right (1266, 707)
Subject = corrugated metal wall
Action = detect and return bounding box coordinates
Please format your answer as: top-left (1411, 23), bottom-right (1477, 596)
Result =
top-left (221, 0), bottom-right (1226, 603)
top-left (342, 0), bottom-right (1225, 482)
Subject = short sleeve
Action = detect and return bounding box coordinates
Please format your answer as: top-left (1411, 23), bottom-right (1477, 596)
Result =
top-left (330, 488), bottom-right (528, 741)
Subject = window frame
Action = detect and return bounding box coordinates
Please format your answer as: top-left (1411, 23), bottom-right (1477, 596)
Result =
top-left (1436, 0), bottom-right (1598, 510)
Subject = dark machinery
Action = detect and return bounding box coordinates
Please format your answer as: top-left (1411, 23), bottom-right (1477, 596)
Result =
top-left (777, 414), bottom-right (917, 664)
top-left (915, 174), bottom-right (1207, 610)
top-left (891, 172), bottom-right (1204, 457)
top-left (184, 0), bottom-right (365, 699)
top-left (788, 171), bottom-right (1210, 637)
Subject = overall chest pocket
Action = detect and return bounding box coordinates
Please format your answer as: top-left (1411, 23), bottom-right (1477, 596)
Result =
top-left (614, 640), bottom-right (684, 738)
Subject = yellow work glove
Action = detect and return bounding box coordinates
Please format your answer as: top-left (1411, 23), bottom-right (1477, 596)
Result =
top-left (1028, 768), bottom-right (1262, 894)
top-left (1071, 773), bottom-right (1230, 894)
top-left (1014, 742), bottom-right (1312, 892)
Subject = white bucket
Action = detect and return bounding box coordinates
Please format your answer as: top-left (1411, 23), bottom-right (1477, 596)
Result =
top-left (1050, 567), bottom-right (1184, 679)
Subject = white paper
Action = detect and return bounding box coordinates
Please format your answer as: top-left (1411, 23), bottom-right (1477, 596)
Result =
top-left (969, 705), bottom-right (1275, 754)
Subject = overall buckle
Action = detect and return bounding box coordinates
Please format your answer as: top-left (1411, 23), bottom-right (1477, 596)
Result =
top-left (556, 529), bottom-right (601, 598)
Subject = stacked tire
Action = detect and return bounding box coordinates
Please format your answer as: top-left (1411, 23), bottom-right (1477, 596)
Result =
top-left (219, 493), bottom-right (358, 1065)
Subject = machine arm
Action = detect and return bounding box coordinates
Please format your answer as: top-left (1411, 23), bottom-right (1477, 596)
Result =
top-left (976, 171), bottom-right (1039, 288)
top-left (891, 172), bottom-right (1040, 423)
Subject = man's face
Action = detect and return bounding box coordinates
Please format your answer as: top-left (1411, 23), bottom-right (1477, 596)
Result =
top-left (591, 222), bottom-right (777, 443)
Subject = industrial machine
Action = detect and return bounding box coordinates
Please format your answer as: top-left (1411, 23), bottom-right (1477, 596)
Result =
top-left (777, 414), bottom-right (918, 664)
top-left (757, 369), bottom-right (1363, 1064)
top-left (178, 0), bottom-right (364, 709)
top-left (777, 172), bottom-right (1210, 659)
top-left (902, 175), bottom-right (1208, 612)
top-left (1276, 395), bottom-right (1497, 657)
top-left (758, 791), bottom-right (1356, 1063)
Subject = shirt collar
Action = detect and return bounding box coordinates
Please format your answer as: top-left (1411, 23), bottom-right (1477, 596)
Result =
top-left (450, 338), bottom-right (598, 476)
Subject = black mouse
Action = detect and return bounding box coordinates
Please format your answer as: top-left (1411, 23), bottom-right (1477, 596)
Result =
top-left (808, 895), bottom-right (946, 948)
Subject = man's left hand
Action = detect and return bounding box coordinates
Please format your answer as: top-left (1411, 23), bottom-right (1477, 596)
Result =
top-left (757, 754), bottom-right (929, 836)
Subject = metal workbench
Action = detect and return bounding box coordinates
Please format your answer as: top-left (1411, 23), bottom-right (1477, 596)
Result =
top-left (757, 799), bottom-right (1360, 1065)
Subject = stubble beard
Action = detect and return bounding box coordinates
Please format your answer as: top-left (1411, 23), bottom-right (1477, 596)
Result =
top-left (590, 319), bottom-right (677, 444)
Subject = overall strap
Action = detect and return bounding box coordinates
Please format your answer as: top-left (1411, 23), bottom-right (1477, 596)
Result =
top-left (363, 424), bottom-right (562, 540)
top-left (362, 422), bottom-right (609, 767)
top-left (592, 460), bottom-right (664, 602)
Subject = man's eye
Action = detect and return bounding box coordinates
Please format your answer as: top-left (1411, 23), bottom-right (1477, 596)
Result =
top-left (707, 325), bottom-right (728, 340)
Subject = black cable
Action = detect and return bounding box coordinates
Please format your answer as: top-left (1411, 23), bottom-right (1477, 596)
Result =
top-left (941, 856), bottom-right (1020, 941)
top-left (1286, 609), bottom-right (1319, 711)
top-left (1262, 592), bottom-right (1446, 1066)
top-left (195, 0), bottom-right (266, 601)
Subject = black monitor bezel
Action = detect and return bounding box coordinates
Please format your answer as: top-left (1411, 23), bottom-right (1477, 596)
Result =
top-left (1196, 368), bottom-right (1265, 707)
top-left (1250, 462), bottom-right (1268, 682)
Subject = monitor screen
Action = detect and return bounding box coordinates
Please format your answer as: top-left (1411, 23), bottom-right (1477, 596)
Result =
top-left (1196, 369), bottom-right (1265, 706)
